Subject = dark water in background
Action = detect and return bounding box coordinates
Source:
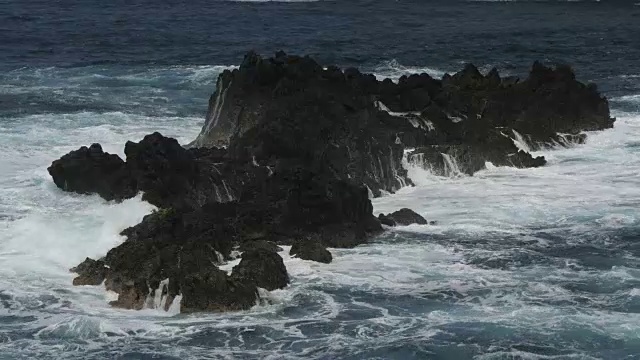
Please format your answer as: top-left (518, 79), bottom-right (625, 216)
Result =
top-left (3, 0), bottom-right (640, 91)
top-left (1, 0), bottom-right (640, 359)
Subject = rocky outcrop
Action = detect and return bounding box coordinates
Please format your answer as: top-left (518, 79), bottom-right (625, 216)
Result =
top-left (49, 132), bottom-right (268, 210)
top-left (48, 144), bottom-right (135, 201)
top-left (290, 240), bottom-right (333, 264)
top-left (378, 208), bottom-right (428, 227)
top-left (192, 52), bottom-right (613, 181)
top-left (50, 51), bottom-right (615, 314)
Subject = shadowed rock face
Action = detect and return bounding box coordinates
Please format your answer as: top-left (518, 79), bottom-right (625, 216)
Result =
top-left (191, 51), bottom-right (414, 197)
top-left (50, 51), bottom-right (614, 313)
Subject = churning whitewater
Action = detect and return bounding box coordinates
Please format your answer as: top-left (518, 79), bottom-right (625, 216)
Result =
top-left (2, 0), bottom-right (640, 358)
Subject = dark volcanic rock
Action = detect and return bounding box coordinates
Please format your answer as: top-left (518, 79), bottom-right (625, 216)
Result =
top-left (48, 144), bottom-right (135, 201)
top-left (237, 164), bottom-right (384, 248)
top-left (290, 240), bottom-right (333, 264)
top-left (124, 132), bottom-right (201, 208)
top-left (98, 202), bottom-right (244, 310)
top-left (378, 208), bottom-right (428, 226)
top-left (70, 257), bottom-right (109, 286)
top-left (49, 132), bottom-right (275, 210)
top-left (191, 51), bottom-right (412, 196)
top-left (515, 63), bottom-right (613, 141)
top-left (231, 248), bottom-right (290, 290)
top-left (55, 51), bottom-right (615, 313)
top-left (191, 51), bottom-right (612, 180)
top-left (411, 61), bottom-right (613, 174)
top-left (104, 262), bottom-right (260, 313)
top-left (124, 132), bottom-right (265, 209)
top-left (106, 278), bottom-right (148, 310)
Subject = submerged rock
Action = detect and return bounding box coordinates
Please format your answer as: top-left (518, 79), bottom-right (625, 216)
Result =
top-left (378, 208), bottom-right (428, 226)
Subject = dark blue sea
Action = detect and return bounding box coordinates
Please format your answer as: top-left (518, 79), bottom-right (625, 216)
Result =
top-left (1, 0), bottom-right (640, 359)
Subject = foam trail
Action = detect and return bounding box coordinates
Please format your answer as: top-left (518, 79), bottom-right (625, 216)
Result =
top-left (441, 153), bottom-right (462, 177)
top-left (213, 184), bottom-right (223, 202)
top-left (147, 278), bottom-right (170, 310)
top-left (511, 129), bottom-right (531, 152)
top-left (221, 180), bottom-right (234, 202)
top-left (205, 79), bottom-right (231, 133)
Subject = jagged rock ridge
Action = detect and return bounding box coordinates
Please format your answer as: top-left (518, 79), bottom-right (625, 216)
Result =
top-left (193, 51), bottom-right (613, 180)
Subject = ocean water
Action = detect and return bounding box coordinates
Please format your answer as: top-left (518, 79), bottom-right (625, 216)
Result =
top-left (1, 0), bottom-right (640, 359)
